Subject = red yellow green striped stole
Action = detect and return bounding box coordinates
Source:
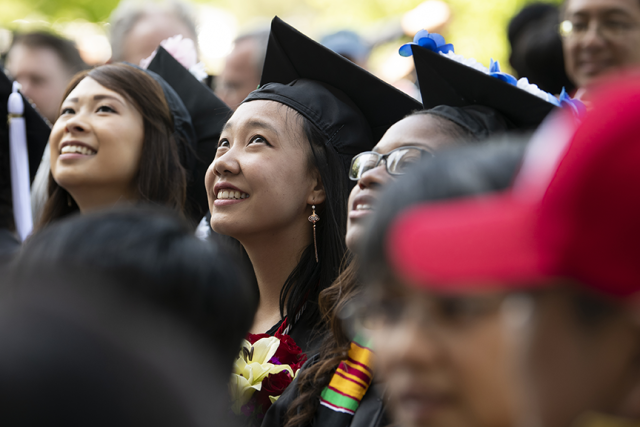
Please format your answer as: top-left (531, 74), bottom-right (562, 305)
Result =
top-left (319, 335), bottom-right (374, 415)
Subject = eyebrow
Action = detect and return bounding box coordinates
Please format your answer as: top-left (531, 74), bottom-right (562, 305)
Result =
top-left (64, 94), bottom-right (125, 104)
top-left (222, 119), bottom-right (280, 136)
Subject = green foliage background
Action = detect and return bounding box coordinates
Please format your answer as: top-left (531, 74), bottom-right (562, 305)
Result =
top-left (0, 0), bottom-right (563, 69)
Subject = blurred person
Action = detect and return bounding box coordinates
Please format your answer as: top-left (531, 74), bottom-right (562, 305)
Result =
top-left (263, 32), bottom-right (562, 427)
top-left (352, 139), bottom-right (529, 427)
top-left (0, 268), bottom-right (240, 427)
top-left (321, 30), bottom-right (371, 69)
top-left (5, 31), bottom-right (88, 124)
top-left (215, 29), bottom-right (269, 110)
top-left (508, 3), bottom-right (575, 94)
top-left (11, 206), bottom-right (257, 366)
top-left (382, 77), bottom-right (640, 427)
top-left (560, 0), bottom-right (640, 100)
top-left (109, 0), bottom-right (198, 65)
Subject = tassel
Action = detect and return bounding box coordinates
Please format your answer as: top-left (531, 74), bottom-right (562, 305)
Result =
top-left (8, 81), bottom-right (33, 241)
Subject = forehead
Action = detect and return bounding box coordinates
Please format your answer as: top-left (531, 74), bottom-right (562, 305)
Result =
top-left (226, 100), bottom-right (300, 130)
top-left (565, 0), bottom-right (640, 15)
top-left (7, 44), bottom-right (67, 73)
top-left (373, 114), bottom-right (458, 154)
top-left (65, 77), bottom-right (126, 103)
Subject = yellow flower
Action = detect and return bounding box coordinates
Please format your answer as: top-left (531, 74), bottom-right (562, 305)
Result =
top-left (230, 337), bottom-right (294, 415)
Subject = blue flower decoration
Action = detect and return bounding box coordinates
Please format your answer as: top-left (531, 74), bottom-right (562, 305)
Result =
top-left (399, 29), bottom-right (454, 57)
top-left (489, 59), bottom-right (518, 86)
top-left (559, 87), bottom-right (587, 117)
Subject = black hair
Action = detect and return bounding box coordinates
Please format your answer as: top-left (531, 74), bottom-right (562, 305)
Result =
top-left (11, 206), bottom-right (258, 366)
top-left (409, 109), bottom-right (479, 142)
top-left (360, 137), bottom-right (529, 283)
top-left (10, 31), bottom-right (89, 75)
top-left (278, 115), bottom-right (349, 333)
top-left (508, 3), bottom-right (575, 94)
top-left (0, 269), bottom-right (239, 427)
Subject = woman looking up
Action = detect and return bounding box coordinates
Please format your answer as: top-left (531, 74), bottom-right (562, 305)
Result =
top-left (206, 17), bottom-right (421, 355)
top-left (39, 50), bottom-right (229, 228)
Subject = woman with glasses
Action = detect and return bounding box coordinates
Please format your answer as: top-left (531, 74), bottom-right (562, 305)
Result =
top-left (355, 140), bottom-right (528, 427)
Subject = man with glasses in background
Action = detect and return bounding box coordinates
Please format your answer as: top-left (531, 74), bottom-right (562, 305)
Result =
top-left (560, 0), bottom-right (640, 100)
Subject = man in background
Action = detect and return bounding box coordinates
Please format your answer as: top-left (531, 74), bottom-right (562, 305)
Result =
top-left (215, 30), bottom-right (268, 111)
top-left (109, 0), bottom-right (198, 65)
top-left (5, 32), bottom-right (87, 125)
top-left (561, 0), bottom-right (640, 99)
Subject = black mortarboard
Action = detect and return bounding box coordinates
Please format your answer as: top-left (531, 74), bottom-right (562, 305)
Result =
top-left (244, 17), bottom-right (423, 173)
top-left (411, 44), bottom-right (555, 130)
top-left (0, 69), bottom-right (50, 231)
top-left (142, 47), bottom-right (232, 223)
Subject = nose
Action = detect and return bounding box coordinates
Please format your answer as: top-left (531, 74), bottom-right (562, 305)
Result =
top-left (212, 146), bottom-right (241, 177)
top-left (64, 114), bottom-right (88, 134)
top-left (357, 163), bottom-right (391, 190)
top-left (580, 21), bottom-right (607, 48)
top-left (374, 318), bottom-right (445, 376)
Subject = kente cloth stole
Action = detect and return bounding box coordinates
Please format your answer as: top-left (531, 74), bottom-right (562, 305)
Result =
top-left (319, 335), bottom-right (374, 415)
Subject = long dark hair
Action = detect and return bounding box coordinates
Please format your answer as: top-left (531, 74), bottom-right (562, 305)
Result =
top-left (278, 113), bottom-right (350, 332)
top-left (38, 63), bottom-right (186, 228)
top-left (285, 138), bottom-right (530, 427)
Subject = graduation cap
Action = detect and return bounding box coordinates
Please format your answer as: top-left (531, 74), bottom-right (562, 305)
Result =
top-left (244, 17), bottom-right (423, 173)
top-left (0, 69), bottom-right (50, 239)
top-left (411, 44), bottom-right (556, 131)
top-left (142, 47), bottom-right (232, 223)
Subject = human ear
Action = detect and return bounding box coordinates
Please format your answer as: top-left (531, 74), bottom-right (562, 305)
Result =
top-left (306, 171), bottom-right (326, 205)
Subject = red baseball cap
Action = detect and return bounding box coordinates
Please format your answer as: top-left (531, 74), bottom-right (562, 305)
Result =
top-left (388, 76), bottom-right (640, 298)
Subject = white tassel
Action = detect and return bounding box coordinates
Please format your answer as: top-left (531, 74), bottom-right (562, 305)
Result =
top-left (8, 81), bottom-right (33, 241)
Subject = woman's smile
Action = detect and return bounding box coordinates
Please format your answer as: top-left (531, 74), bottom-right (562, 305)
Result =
top-left (212, 182), bottom-right (250, 206)
top-left (58, 140), bottom-right (98, 161)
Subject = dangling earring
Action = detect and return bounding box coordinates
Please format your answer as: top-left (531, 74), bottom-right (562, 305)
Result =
top-left (308, 205), bottom-right (320, 263)
top-left (67, 194), bottom-right (72, 207)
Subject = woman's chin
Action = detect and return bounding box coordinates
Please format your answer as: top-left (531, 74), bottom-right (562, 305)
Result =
top-left (345, 225), bottom-right (364, 253)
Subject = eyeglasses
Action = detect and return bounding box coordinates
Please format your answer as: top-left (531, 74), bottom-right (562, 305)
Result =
top-left (349, 146), bottom-right (433, 181)
top-left (559, 18), bottom-right (640, 40)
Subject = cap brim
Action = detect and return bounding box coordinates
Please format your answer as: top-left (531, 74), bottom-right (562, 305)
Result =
top-left (387, 193), bottom-right (552, 293)
top-left (261, 17), bottom-right (423, 142)
top-left (411, 44), bottom-right (555, 130)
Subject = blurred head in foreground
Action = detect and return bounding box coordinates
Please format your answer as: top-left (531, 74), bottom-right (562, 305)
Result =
top-left (0, 269), bottom-right (238, 427)
top-left (12, 206), bottom-right (257, 366)
top-left (381, 77), bottom-right (640, 427)
top-left (355, 139), bottom-right (528, 427)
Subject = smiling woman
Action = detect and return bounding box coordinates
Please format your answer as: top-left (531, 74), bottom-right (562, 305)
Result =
top-left (38, 63), bottom-right (187, 227)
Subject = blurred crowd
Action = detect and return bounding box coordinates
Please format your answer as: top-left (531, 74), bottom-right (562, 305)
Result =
top-left (1, 0), bottom-right (640, 427)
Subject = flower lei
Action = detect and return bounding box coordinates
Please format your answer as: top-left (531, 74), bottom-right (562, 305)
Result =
top-left (229, 322), bottom-right (307, 426)
top-left (400, 30), bottom-right (586, 117)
